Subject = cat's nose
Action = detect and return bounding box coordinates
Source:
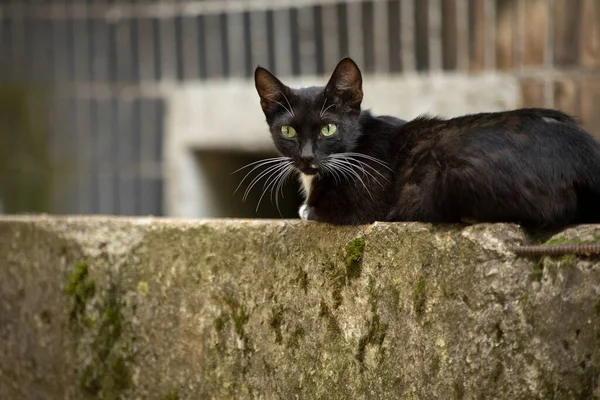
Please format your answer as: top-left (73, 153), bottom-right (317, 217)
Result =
top-left (300, 155), bottom-right (314, 164)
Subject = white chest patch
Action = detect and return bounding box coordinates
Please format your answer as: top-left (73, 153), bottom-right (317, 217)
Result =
top-left (299, 174), bottom-right (314, 198)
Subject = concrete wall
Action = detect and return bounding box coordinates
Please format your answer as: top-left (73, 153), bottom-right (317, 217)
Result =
top-left (1, 216), bottom-right (599, 399)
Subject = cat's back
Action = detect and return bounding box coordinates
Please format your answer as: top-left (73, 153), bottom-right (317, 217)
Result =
top-left (404, 108), bottom-right (599, 158)
top-left (390, 107), bottom-right (600, 227)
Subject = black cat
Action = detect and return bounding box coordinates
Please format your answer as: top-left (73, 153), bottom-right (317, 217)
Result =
top-left (252, 57), bottom-right (600, 228)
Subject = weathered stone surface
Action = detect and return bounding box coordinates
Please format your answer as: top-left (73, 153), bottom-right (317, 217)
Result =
top-left (1, 216), bottom-right (599, 399)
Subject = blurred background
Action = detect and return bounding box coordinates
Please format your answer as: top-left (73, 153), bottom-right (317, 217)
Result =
top-left (0, 0), bottom-right (599, 219)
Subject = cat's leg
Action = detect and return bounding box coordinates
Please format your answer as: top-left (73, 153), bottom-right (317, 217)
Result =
top-left (299, 203), bottom-right (310, 220)
top-left (298, 203), bottom-right (318, 221)
top-left (387, 184), bottom-right (432, 221)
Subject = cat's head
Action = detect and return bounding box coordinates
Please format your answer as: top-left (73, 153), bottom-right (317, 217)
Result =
top-left (254, 58), bottom-right (364, 175)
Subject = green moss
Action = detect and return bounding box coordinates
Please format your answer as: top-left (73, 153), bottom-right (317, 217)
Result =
top-left (214, 315), bottom-right (227, 332)
top-left (269, 306), bottom-right (285, 344)
top-left (412, 276), bottom-right (427, 317)
top-left (546, 262), bottom-right (558, 282)
top-left (136, 281), bottom-right (149, 297)
top-left (66, 262), bottom-right (133, 399)
top-left (594, 297), bottom-right (600, 316)
top-left (560, 254), bottom-right (576, 269)
top-left (542, 236), bottom-right (579, 247)
top-left (343, 237), bottom-right (366, 279)
top-left (232, 307), bottom-right (249, 337)
top-left (161, 392), bottom-right (180, 400)
top-left (522, 292), bottom-right (529, 306)
top-left (530, 259), bottom-right (544, 282)
top-left (81, 285), bottom-right (132, 398)
top-left (319, 301), bottom-right (341, 337)
top-left (356, 312), bottom-right (388, 365)
top-left (224, 296), bottom-right (249, 337)
top-left (65, 261), bottom-right (96, 329)
top-left (295, 267), bottom-right (309, 294)
top-left (287, 325), bottom-right (307, 350)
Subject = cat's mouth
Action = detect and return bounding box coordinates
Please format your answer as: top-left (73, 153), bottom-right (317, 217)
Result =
top-left (298, 166), bottom-right (319, 175)
top-left (297, 163), bottom-right (319, 175)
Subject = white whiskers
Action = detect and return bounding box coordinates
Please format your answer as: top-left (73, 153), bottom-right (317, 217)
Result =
top-left (322, 152), bottom-right (392, 201)
top-left (319, 98), bottom-right (336, 118)
top-left (278, 90), bottom-right (296, 118)
top-left (233, 156), bottom-right (296, 215)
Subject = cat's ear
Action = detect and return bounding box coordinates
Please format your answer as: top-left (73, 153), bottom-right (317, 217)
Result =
top-left (324, 57), bottom-right (363, 111)
top-left (255, 66), bottom-right (287, 112)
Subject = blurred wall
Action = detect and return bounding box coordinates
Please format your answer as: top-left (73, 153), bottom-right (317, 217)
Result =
top-left (0, 0), bottom-right (599, 217)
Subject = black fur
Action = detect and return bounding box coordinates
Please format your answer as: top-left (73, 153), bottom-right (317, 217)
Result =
top-left (254, 58), bottom-right (600, 228)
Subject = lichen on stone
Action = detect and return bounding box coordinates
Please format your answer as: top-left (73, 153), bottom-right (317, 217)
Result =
top-left (65, 261), bottom-right (95, 329)
top-left (161, 391), bottom-right (180, 400)
top-left (343, 236), bottom-right (366, 279)
top-left (65, 261), bottom-right (133, 399)
top-left (412, 276), bottom-right (427, 317)
top-left (530, 259), bottom-right (544, 282)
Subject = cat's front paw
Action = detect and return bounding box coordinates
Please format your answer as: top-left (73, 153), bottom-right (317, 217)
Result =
top-left (299, 204), bottom-right (310, 220)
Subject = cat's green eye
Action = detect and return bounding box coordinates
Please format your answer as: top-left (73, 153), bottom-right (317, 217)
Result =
top-left (281, 125), bottom-right (297, 138)
top-left (321, 123), bottom-right (337, 137)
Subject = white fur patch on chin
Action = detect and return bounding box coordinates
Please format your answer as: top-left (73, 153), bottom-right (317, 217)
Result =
top-left (299, 173), bottom-right (314, 198)
top-left (299, 204), bottom-right (310, 220)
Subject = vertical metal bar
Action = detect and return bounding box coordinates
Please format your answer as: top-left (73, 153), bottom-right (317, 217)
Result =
top-left (0, 16), bottom-right (12, 81)
top-left (174, 15), bottom-right (184, 80)
top-left (179, 16), bottom-right (199, 80)
top-left (96, 98), bottom-right (116, 215)
top-left (72, 17), bottom-right (90, 83)
top-left (455, 0), bottom-right (469, 71)
top-left (298, 6), bottom-right (317, 75)
top-left (321, 3), bottom-right (340, 73)
top-left (441, 0), bottom-right (458, 71)
top-left (249, 10), bottom-right (268, 73)
top-left (158, 16), bottom-right (177, 81)
top-left (373, 0), bottom-right (390, 73)
top-left (361, 1), bottom-right (375, 73)
top-left (415, 0), bottom-right (429, 71)
top-left (429, 0), bottom-right (442, 71)
top-left (313, 5), bottom-right (325, 75)
top-left (289, 8), bottom-right (300, 76)
top-left (337, 2), bottom-right (349, 58)
top-left (273, 8), bottom-right (293, 76)
top-left (220, 12), bottom-right (230, 77)
top-left (89, 97), bottom-right (99, 213)
top-left (265, 9), bottom-right (276, 74)
top-left (346, 0), bottom-right (364, 67)
top-left (401, 0), bottom-right (416, 71)
top-left (226, 12), bottom-right (245, 77)
top-left (10, 7), bottom-right (25, 81)
top-left (155, 98), bottom-right (165, 216)
top-left (484, 0), bottom-right (496, 70)
top-left (544, 0), bottom-right (555, 107)
top-left (115, 19), bottom-right (134, 83)
top-left (90, 17), bottom-right (109, 83)
top-left (137, 17), bottom-right (157, 82)
top-left (74, 98), bottom-right (92, 214)
top-left (130, 17), bottom-right (140, 83)
top-left (153, 18), bottom-right (163, 80)
top-left (388, 0), bottom-right (403, 73)
top-left (132, 98), bottom-right (142, 215)
top-left (117, 98), bottom-right (136, 215)
top-left (205, 12), bottom-right (224, 78)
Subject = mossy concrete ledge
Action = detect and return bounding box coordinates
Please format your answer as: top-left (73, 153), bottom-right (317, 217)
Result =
top-left (1, 216), bottom-right (600, 399)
